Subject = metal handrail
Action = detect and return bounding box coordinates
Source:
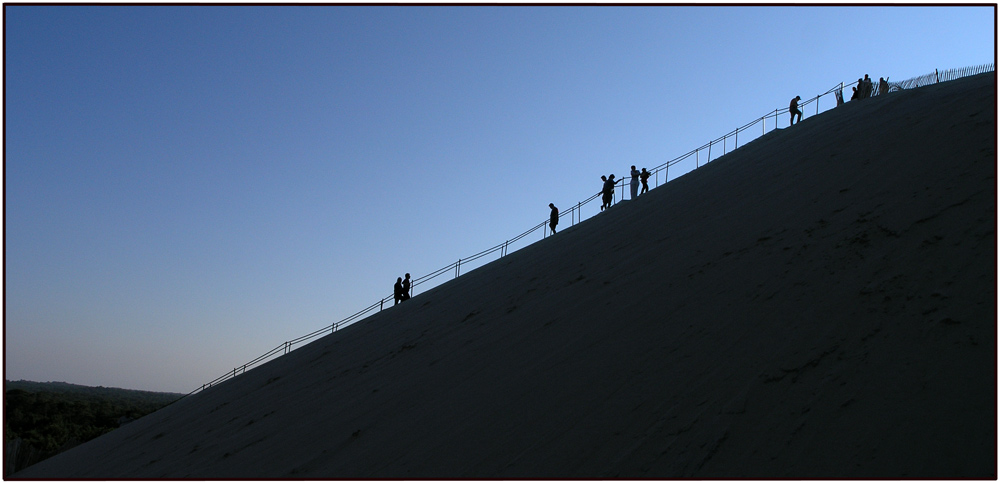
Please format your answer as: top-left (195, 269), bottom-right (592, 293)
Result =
top-left (181, 64), bottom-right (994, 398)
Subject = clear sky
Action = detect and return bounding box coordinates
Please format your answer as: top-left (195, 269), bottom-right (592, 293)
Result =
top-left (4, 4), bottom-right (995, 393)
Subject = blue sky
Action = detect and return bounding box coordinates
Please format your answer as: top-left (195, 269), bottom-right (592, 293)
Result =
top-left (5, 5), bottom-right (995, 393)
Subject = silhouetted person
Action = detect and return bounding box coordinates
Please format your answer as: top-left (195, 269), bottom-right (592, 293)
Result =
top-left (549, 203), bottom-right (559, 234)
top-left (629, 166), bottom-right (640, 200)
top-left (850, 84), bottom-right (859, 101)
top-left (600, 175), bottom-right (609, 211)
top-left (401, 273), bottom-right (411, 301)
top-left (789, 96), bottom-right (802, 126)
top-left (394, 277), bottom-right (404, 305)
top-left (639, 168), bottom-right (650, 195)
top-left (862, 74), bottom-right (873, 99)
top-left (879, 77), bottom-right (889, 96)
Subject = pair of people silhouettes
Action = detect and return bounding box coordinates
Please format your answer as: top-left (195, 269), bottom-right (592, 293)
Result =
top-left (629, 166), bottom-right (651, 199)
top-left (393, 273), bottom-right (411, 305)
top-left (600, 174), bottom-right (616, 211)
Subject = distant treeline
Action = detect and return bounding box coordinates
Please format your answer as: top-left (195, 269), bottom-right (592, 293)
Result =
top-left (4, 380), bottom-right (183, 475)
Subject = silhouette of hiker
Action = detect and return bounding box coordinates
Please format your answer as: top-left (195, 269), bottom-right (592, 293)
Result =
top-left (639, 168), bottom-right (650, 195)
top-left (600, 176), bottom-right (607, 211)
top-left (394, 277), bottom-right (404, 305)
top-left (850, 84), bottom-right (859, 101)
top-left (863, 74), bottom-right (873, 98)
top-left (600, 175), bottom-right (610, 211)
top-left (401, 273), bottom-right (411, 301)
top-left (629, 166), bottom-right (640, 200)
top-left (878, 77), bottom-right (889, 96)
top-left (789, 96), bottom-right (802, 126)
top-left (549, 203), bottom-right (559, 234)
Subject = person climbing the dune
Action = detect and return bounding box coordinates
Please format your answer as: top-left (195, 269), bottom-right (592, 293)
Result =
top-left (549, 203), bottom-right (559, 235)
top-left (789, 95), bottom-right (802, 126)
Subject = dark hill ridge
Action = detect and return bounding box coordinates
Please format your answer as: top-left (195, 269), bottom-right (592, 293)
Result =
top-left (14, 72), bottom-right (996, 479)
top-left (4, 380), bottom-right (183, 400)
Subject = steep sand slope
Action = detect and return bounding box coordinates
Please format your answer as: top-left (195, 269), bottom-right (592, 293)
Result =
top-left (14, 72), bottom-right (995, 479)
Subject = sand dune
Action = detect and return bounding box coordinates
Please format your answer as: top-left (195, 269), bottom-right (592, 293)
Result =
top-left (13, 72), bottom-right (996, 479)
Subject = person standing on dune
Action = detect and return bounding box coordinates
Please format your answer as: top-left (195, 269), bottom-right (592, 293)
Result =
top-left (639, 168), bottom-right (651, 195)
top-left (600, 175), bottom-right (610, 211)
top-left (630, 165), bottom-right (640, 200)
top-left (394, 277), bottom-right (404, 305)
top-left (401, 273), bottom-right (411, 301)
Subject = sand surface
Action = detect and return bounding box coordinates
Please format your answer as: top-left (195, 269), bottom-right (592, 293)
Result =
top-left (13, 72), bottom-right (996, 479)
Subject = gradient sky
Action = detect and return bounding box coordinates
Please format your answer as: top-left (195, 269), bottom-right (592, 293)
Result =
top-left (5, 4), bottom-right (995, 393)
